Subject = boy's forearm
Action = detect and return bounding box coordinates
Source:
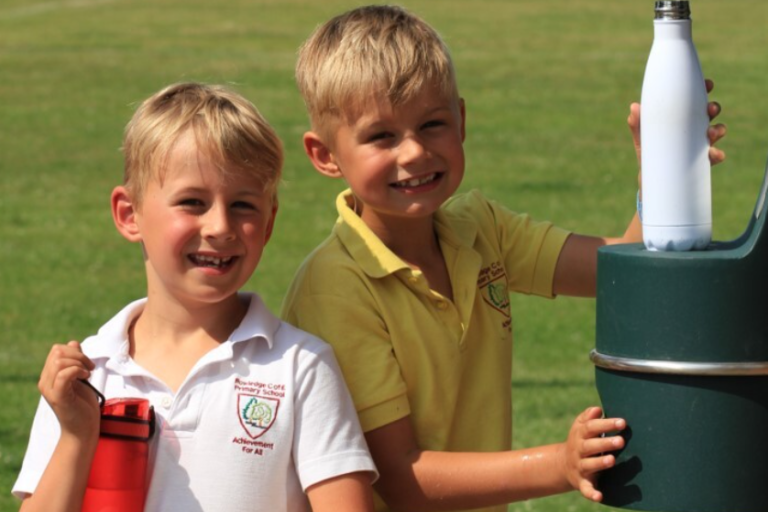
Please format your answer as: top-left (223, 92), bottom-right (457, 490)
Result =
top-left (306, 472), bottom-right (375, 512)
top-left (20, 432), bottom-right (98, 512)
top-left (423, 444), bottom-right (571, 506)
top-left (376, 444), bottom-right (572, 511)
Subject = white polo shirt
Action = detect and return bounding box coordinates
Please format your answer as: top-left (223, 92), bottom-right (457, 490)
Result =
top-left (14, 293), bottom-right (376, 511)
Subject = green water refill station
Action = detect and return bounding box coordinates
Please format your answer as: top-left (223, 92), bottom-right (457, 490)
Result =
top-left (592, 167), bottom-right (768, 512)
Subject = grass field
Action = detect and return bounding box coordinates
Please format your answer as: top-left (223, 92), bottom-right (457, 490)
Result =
top-left (1, 0), bottom-right (767, 510)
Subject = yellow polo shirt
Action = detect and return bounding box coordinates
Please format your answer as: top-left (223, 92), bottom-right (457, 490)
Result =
top-left (282, 189), bottom-right (569, 512)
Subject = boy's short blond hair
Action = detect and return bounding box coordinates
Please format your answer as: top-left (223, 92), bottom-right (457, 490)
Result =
top-left (122, 82), bottom-right (283, 207)
top-left (296, 5), bottom-right (458, 143)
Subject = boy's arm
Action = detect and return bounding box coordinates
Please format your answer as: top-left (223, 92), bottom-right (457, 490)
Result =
top-left (553, 85), bottom-right (726, 298)
top-left (19, 342), bottom-right (100, 512)
top-left (365, 408), bottom-right (625, 512)
top-left (552, 217), bottom-right (642, 298)
top-left (306, 472), bottom-right (375, 512)
top-left (19, 433), bottom-right (99, 512)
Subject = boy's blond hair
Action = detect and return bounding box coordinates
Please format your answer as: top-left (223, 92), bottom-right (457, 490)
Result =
top-left (296, 5), bottom-right (458, 143)
top-left (122, 82), bottom-right (283, 207)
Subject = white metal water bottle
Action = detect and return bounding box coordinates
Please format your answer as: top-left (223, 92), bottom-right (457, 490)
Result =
top-left (641, 1), bottom-right (711, 251)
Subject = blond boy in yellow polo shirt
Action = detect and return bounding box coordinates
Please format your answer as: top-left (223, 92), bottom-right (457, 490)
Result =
top-left (281, 5), bottom-right (726, 512)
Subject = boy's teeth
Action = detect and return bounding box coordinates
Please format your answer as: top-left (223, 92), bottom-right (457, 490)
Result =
top-left (191, 255), bottom-right (233, 268)
top-left (397, 173), bottom-right (437, 188)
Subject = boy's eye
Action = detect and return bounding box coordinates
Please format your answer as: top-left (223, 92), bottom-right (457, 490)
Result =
top-left (422, 120), bottom-right (446, 130)
top-left (232, 201), bottom-right (256, 210)
top-left (367, 131), bottom-right (393, 143)
top-left (179, 198), bottom-right (205, 207)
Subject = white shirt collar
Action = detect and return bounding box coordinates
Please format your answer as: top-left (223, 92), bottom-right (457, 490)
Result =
top-left (83, 292), bottom-right (279, 361)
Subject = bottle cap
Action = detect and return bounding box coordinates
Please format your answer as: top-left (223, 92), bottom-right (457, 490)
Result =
top-left (654, 1), bottom-right (691, 20)
top-left (100, 398), bottom-right (156, 441)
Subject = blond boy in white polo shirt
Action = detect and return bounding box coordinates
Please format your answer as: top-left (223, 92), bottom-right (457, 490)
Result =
top-left (281, 5), bottom-right (726, 512)
top-left (14, 82), bottom-right (377, 512)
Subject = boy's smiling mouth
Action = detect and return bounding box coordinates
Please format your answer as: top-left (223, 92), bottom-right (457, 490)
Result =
top-left (391, 172), bottom-right (441, 189)
top-left (188, 254), bottom-right (236, 269)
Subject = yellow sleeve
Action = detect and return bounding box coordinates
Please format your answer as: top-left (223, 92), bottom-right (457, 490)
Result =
top-left (481, 193), bottom-right (570, 298)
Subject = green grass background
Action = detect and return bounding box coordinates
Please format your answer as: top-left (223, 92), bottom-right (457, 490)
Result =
top-left (1, 0), bottom-right (767, 510)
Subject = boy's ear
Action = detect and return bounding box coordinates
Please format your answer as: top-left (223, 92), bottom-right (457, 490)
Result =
top-left (264, 202), bottom-right (278, 245)
top-left (303, 131), bottom-right (343, 179)
top-left (111, 186), bottom-right (142, 242)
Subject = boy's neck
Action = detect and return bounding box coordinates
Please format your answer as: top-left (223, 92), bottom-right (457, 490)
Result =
top-left (135, 291), bottom-right (247, 345)
top-left (128, 292), bottom-right (248, 392)
top-left (363, 211), bottom-right (454, 300)
top-left (363, 211), bottom-right (439, 264)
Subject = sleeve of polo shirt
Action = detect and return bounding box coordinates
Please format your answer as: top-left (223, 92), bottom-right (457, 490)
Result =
top-left (292, 340), bottom-right (378, 489)
top-left (12, 397), bottom-right (61, 499)
top-left (485, 196), bottom-right (570, 298)
top-left (283, 277), bottom-right (411, 433)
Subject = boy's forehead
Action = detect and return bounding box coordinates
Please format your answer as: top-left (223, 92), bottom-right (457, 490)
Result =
top-left (345, 84), bottom-right (460, 123)
top-left (149, 159), bottom-right (268, 196)
top-left (150, 132), bottom-right (253, 186)
top-left (153, 131), bottom-right (215, 177)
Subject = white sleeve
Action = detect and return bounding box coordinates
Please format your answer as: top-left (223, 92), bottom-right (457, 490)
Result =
top-left (12, 396), bottom-right (62, 500)
top-left (292, 341), bottom-right (378, 490)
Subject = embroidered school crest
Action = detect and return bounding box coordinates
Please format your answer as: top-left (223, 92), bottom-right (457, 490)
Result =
top-left (477, 262), bottom-right (511, 318)
top-left (238, 394), bottom-right (279, 439)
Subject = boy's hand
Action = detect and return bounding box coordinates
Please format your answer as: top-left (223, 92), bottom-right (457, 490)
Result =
top-left (628, 78), bottom-right (727, 178)
top-left (38, 341), bottom-right (100, 439)
top-left (562, 406), bottom-right (626, 503)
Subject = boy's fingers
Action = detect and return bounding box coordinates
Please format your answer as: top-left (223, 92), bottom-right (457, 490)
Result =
top-left (584, 417), bottom-right (626, 436)
top-left (708, 123), bottom-right (727, 144)
top-left (709, 147), bottom-right (726, 166)
top-left (47, 361), bottom-right (90, 389)
top-left (580, 480), bottom-right (603, 502)
top-left (578, 406), bottom-right (603, 423)
top-left (45, 343), bottom-right (94, 371)
top-left (39, 345), bottom-right (94, 396)
top-left (706, 123), bottom-right (726, 166)
top-left (580, 454), bottom-right (616, 475)
top-left (53, 365), bottom-right (90, 389)
top-left (65, 341), bottom-right (94, 369)
top-left (41, 365), bottom-right (91, 408)
top-left (581, 435), bottom-right (624, 457)
top-left (708, 101), bottom-right (721, 120)
top-left (626, 103), bottom-right (640, 124)
top-left (48, 355), bottom-right (91, 378)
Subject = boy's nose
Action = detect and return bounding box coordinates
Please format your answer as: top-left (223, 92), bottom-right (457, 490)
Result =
top-left (398, 135), bottom-right (427, 165)
top-left (201, 205), bottom-right (236, 240)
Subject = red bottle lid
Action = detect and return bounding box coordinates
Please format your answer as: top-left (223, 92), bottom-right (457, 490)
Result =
top-left (100, 398), bottom-right (155, 441)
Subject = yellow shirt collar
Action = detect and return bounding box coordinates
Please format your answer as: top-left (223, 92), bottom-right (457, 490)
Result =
top-left (332, 189), bottom-right (479, 279)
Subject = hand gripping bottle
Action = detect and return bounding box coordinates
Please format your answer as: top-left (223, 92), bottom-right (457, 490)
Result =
top-left (641, 1), bottom-right (712, 251)
top-left (81, 397), bottom-right (156, 512)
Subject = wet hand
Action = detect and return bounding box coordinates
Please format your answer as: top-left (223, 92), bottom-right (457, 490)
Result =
top-left (563, 406), bottom-right (626, 503)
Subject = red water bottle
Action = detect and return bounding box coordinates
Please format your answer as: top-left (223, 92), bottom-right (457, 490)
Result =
top-left (81, 397), bottom-right (155, 512)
